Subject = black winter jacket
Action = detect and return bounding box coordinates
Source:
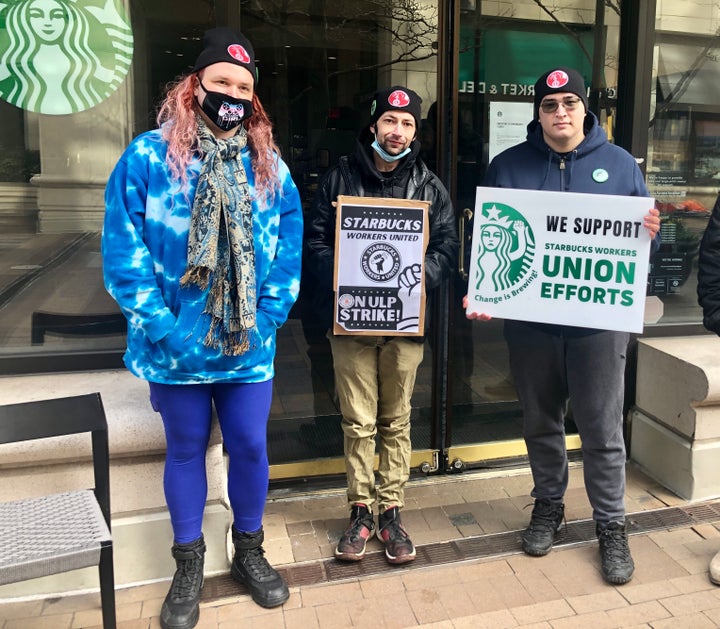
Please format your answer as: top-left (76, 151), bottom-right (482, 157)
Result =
top-left (697, 194), bottom-right (720, 335)
top-left (304, 129), bottom-right (459, 334)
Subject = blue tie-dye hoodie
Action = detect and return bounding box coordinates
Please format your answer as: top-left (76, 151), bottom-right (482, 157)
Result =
top-left (102, 127), bottom-right (303, 384)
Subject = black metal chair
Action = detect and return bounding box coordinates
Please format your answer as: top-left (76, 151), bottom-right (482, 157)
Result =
top-left (0, 393), bottom-right (115, 628)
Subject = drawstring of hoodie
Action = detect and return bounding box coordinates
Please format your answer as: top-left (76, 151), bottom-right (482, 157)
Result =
top-left (565, 150), bottom-right (577, 190)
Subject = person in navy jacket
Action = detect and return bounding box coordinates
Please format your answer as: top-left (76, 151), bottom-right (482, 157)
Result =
top-left (464, 67), bottom-right (660, 585)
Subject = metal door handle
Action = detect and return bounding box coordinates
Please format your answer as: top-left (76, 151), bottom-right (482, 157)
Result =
top-left (458, 208), bottom-right (473, 280)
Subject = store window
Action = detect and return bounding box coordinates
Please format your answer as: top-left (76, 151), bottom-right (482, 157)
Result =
top-left (646, 29), bottom-right (718, 324)
top-left (0, 1), bottom-right (440, 378)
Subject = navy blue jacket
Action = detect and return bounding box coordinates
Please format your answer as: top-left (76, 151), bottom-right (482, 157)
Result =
top-left (484, 111), bottom-right (658, 335)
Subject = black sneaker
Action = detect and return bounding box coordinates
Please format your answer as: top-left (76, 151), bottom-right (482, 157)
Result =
top-left (335, 503), bottom-right (375, 561)
top-left (521, 499), bottom-right (565, 556)
top-left (597, 521), bottom-right (634, 585)
top-left (378, 506), bottom-right (416, 565)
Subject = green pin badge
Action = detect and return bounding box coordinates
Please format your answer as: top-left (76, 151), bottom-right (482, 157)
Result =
top-left (592, 168), bottom-right (609, 183)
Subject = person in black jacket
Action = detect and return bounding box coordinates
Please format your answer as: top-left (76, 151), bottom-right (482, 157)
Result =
top-left (698, 195), bottom-right (720, 336)
top-left (305, 86), bottom-right (458, 565)
top-left (697, 193), bottom-right (720, 585)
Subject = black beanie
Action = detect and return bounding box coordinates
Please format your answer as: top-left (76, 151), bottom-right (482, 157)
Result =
top-left (533, 67), bottom-right (588, 119)
top-left (192, 27), bottom-right (257, 83)
top-left (370, 86), bottom-right (422, 129)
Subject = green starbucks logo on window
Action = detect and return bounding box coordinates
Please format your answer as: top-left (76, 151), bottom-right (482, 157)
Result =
top-left (474, 202), bottom-right (535, 293)
top-left (0, 0), bottom-right (133, 114)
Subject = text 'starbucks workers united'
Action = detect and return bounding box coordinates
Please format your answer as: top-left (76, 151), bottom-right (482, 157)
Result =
top-left (0, 0), bottom-right (133, 114)
top-left (471, 202), bottom-right (536, 301)
top-left (466, 187), bottom-right (653, 333)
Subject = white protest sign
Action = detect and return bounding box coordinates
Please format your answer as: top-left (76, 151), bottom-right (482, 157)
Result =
top-left (466, 187), bottom-right (654, 333)
top-left (333, 196), bottom-right (429, 336)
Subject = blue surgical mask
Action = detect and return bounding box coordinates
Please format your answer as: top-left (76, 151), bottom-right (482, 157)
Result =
top-left (371, 134), bottom-right (411, 162)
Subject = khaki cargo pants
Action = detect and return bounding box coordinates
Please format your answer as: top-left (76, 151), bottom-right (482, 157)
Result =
top-left (328, 334), bottom-right (424, 514)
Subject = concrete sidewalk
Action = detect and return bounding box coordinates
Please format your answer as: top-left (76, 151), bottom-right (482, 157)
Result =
top-left (2, 464), bottom-right (720, 628)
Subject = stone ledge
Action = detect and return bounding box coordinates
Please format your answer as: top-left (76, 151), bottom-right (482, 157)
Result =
top-left (0, 370), bottom-right (221, 467)
top-left (0, 370), bottom-right (232, 591)
top-left (630, 335), bottom-right (720, 501)
top-left (0, 503), bottom-right (232, 597)
top-left (0, 370), bottom-right (225, 513)
top-left (630, 409), bottom-right (720, 501)
top-left (635, 335), bottom-right (720, 440)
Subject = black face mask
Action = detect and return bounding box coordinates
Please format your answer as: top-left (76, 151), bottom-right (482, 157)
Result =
top-left (197, 79), bottom-right (253, 131)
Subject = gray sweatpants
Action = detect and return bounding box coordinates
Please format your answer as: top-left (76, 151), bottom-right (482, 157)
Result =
top-left (504, 320), bottom-right (629, 524)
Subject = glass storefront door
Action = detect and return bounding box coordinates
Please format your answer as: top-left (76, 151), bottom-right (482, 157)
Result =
top-left (253, 0), bottom-right (444, 478)
top-left (445, 1), bottom-right (621, 469)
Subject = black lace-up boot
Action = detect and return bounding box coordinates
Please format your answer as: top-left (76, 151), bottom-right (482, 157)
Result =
top-left (597, 520), bottom-right (635, 584)
top-left (231, 526), bottom-right (289, 608)
top-left (160, 536), bottom-right (206, 629)
top-left (521, 498), bottom-right (565, 556)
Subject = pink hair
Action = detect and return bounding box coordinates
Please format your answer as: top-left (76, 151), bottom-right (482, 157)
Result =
top-left (156, 74), bottom-right (281, 206)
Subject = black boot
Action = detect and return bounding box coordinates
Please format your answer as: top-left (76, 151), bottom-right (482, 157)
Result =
top-left (160, 536), bottom-right (206, 629)
top-left (231, 526), bottom-right (289, 608)
top-left (597, 520), bottom-right (635, 584)
top-left (521, 499), bottom-right (565, 557)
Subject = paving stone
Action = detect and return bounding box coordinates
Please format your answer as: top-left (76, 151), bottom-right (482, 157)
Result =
top-left (509, 599), bottom-right (575, 625)
top-left (605, 600), bottom-right (672, 626)
top-left (658, 589), bottom-right (720, 616)
top-left (4, 467), bottom-right (720, 629)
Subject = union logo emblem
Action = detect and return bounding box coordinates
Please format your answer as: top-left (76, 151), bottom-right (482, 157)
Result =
top-left (227, 44), bottom-right (251, 64)
top-left (546, 70), bottom-right (569, 89)
top-left (388, 90), bottom-right (410, 108)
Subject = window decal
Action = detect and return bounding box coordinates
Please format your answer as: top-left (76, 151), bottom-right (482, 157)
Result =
top-left (0, 0), bottom-right (133, 114)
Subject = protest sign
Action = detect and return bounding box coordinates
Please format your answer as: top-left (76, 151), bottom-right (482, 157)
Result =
top-left (333, 195), bottom-right (429, 335)
top-left (465, 187), bottom-right (654, 333)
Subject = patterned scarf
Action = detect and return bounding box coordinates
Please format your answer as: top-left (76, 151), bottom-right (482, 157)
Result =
top-left (180, 119), bottom-right (256, 355)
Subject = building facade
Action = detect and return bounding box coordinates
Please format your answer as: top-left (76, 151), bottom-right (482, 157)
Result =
top-left (0, 0), bottom-right (715, 482)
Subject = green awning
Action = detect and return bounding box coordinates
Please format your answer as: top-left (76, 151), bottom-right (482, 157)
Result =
top-left (459, 27), bottom-right (594, 91)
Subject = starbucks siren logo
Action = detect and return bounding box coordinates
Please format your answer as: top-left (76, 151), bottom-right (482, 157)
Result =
top-left (474, 202), bottom-right (535, 293)
top-left (0, 0), bottom-right (134, 114)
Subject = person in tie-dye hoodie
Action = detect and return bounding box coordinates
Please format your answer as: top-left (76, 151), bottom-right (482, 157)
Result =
top-left (102, 27), bottom-right (302, 629)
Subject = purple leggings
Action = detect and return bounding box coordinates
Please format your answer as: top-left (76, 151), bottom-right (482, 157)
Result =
top-left (149, 380), bottom-right (273, 544)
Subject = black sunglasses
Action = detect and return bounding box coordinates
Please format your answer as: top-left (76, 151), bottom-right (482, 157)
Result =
top-left (539, 97), bottom-right (582, 113)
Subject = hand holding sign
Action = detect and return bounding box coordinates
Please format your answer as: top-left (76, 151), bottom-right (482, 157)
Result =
top-left (462, 294), bottom-right (492, 321)
top-left (644, 207), bottom-right (661, 240)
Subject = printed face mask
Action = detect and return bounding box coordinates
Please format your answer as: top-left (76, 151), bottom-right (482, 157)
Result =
top-left (197, 79), bottom-right (253, 131)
